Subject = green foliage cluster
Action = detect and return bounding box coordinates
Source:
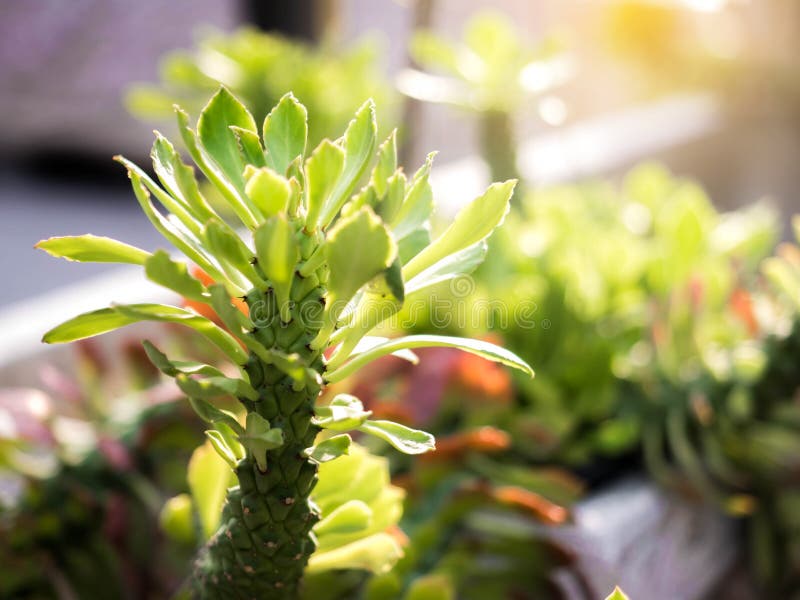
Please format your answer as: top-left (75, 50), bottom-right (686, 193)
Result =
top-left (464, 163), bottom-right (777, 465)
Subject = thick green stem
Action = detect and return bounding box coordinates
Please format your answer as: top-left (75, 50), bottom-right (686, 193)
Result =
top-left (478, 110), bottom-right (521, 192)
top-left (192, 276), bottom-right (326, 599)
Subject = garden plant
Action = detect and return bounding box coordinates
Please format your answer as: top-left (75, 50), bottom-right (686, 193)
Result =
top-left (37, 88), bottom-right (532, 598)
top-left (127, 27), bottom-right (396, 149)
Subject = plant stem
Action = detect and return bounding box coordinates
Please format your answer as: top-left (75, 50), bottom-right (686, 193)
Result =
top-left (192, 275), bottom-right (325, 599)
top-left (478, 110), bottom-right (521, 191)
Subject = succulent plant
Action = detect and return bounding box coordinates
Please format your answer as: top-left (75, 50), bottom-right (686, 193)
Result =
top-left (37, 89), bottom-right (532, 598)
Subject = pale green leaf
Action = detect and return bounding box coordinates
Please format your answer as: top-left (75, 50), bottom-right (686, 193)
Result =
top-left (370, 130), bottom-right (397, 199)
top-left (142, 340), bottom-right (225, 378)
top-left (203, 219), bottom-right (263, 285)
top-left (306, 532), bottom-right (403, 575)
top-left (314, 499), bottom-right (372, 537)
top-left (204, 430), bottom-right (239, 469)
top-left (254, 215), bottom-right (299, 322)
top-left (326, 334), bottom-right (533, 382)
top-left (175, 372), bottom-right (258, 401)
top-left (403, 180), bottom-right (516, 280)
top-left (188, 442), bottom-right (237, 539)
top-left (116, 155), bottom-right (205, 240)
top-left (376, 171), bottom-right (406, 225)
top-left (391, 153), bottom-right (435, 240)
top-left (263, 92), bottom-right (308, 175)
top-left (321, 207), bottom-right (396, 334)
top-left (43, 304), bottom-right (246, 363)
top-left (318, 100), bottom-right (378, 228)
top-left (122, 167), bottom-right (234, 292)
top-left (397, 228), bottom-right (431, 264)
top-left (244, 165), bottom-right (291, 218)
top-left (405, 241), bottom-right (487, 296)
top-left (307, 434), bottom-right (352, 463)
top-left (358, 420), bottom-right (435, 455)
top-left (35, 235), bottom-right (151, 265)
top-left (175, 106), bottom-right (259, 230)
top-left (187, 397), bottom-right (244, 435)
top-left (230, 125), bottom-right (265, 168)
top-left (144, 250), bottom-right (207, 302)
top-left (151, 132), bottom-right (216, 223)
top-left (197, 87), bottom-right (257, 190)
top-left (42, 302), bottom-right (248, 364)
top-left (305, 139), bottom-right (345, 229)
top-left (313, 394), bottom-right (372, 431)
top-left (240, 412), bottom-right (284, 471)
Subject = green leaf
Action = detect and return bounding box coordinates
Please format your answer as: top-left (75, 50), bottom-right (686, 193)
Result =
top-left (305, 139), bottom-right (345, 230)
top-left (318, 207), bottom-right (396, 340)
top-left (151, 132), bottom-right (216, 223)
top-left (263, 92), bottom-right (308, 175)
top-left (314, 499), bottom-right (372, 537)
top-left (391, 153), bottom-right (435, 240)
top-left (188, 442), bottom-right (236, 540)
top-left (197, 87), bottom-right (257, 190)
top-left (203, 219), bottom-right (263, 286)
top-left (45, 304), bottom-right (244, 365)
top-left (376, 171), bottom-right (406, 225)
top-left (604, 587), bottom-right (630, 600)
top-left (116, 303), bottom-right (248, 362)
top-left (370, 130), bottom-right (398, 199)
top-left (240, 413), bottom-right (284, 471)
top-left (307, 532), bottom-right (403, 575)
top-left (230, 125), bottom-right (266, 168)
top-left (244, 165), bottom-right (291, 218)
top-left (254, 215), bottom-right (300, 322)
top-left (144, 250), bottom-right (207, 302)
top-left (405, 241), bottom-right (487, 296)
top-left (143, 340), bottom-right (226, 378)
top-left (313, 394), bottom-right (372, 431)
top-left (116, 155), bottom-right (205, 240)
top-left (307, 434), bottom-right (352, 464)
top-left (358, 420), bottom-right (435, 455)
top-left (187, 397), bottom-right (245, 435)
top-left (351, 336), bottom-right (418, 364)
top-left (175, 106), bottom-right (259, 230)
top-left (397, 229), bottom-right (431, 265)
top-left (204, 430), bottom-right (239, 469)
top-left (318, 100), bottom-right (378, 228)
top-left (175, 372), bottom-right (258, 401)
top-left (42, 302), bottom-right (248, 364)
top-left (326, 334), bottom-right (534, 382)
top-left (402, 180), bottom-right (516, 280)
top-left (122, 167), bottom-right (234, 292)
top-left (35, 234), bottom-right (151, 265)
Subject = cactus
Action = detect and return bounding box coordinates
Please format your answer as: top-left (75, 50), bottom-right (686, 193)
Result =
top-left (38, 89), bottom-right (532, 597)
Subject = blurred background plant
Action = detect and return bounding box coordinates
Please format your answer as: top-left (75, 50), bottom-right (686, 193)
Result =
top-left (126, 26), bottom-right (398, 150)
top-left (398, 11), bottom-right (572, 185)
